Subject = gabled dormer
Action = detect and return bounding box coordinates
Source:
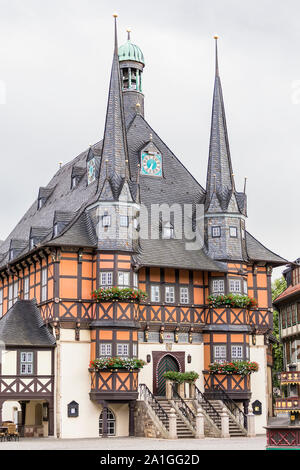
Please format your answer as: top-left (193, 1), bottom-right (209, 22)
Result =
top-left (29, 227), bottom-right (50, 250)
top-left (8, 239), bottom-right (27, 262)
top-left (140, 138), bottom-right (162, 178)
top-left (86, 146), bottom-right (101, 186)
top-left (71, 165), bottom-right (85, 189)
top-left (52, 211), bottom-right (75, 238)
top-left (37, 187), bottom-right (55, 210)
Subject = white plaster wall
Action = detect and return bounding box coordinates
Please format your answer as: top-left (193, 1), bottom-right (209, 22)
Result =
top-left (138, 343), bottom-right (204, 393)
top-left (1, 350), bottom-right (17, 375)
top-left (2, 401), bottom-right (20, 422)
top-left (37, 351), bottom-right (52, 375)
top-left (250, 335), bottom-right (268, 434)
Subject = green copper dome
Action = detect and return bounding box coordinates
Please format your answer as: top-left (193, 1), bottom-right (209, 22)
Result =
top-left (118, 39), bottom-right (145, 65)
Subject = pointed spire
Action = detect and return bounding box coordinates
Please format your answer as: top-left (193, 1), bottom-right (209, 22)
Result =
top-left (206, 35), bottom-right (235, 207)
top-left (99, 14), bottom-right (130, 195)
top-left (127, 28), bottom-right (131, 41)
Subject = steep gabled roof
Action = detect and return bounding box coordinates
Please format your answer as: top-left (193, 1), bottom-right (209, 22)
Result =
top-left (246, 231), bottom-right (287, 266)
top-left (0, 299), bottom-right (56, 347)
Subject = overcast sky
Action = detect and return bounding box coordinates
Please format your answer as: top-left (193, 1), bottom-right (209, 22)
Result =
top-left (0, 0), bottom-right (299, 279)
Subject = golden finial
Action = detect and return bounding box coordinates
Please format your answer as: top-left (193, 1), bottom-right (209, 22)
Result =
top-left (214, 34), bottom-right (219, 40)
top-left (113, 13), bottom-right (118, 18)
top-left (58, 161), bottom-right (63, 169)
top-left (127, 28), bottom-right (132, 40)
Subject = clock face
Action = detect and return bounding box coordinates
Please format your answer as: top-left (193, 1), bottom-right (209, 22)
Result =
top-left (87, 158), bottom-right (96, 185)
top-left (141, 151), bottom-right (162, 176)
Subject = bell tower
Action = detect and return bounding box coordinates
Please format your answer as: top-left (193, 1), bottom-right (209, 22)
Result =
top-left (118, 29), bottom-right (145, 125)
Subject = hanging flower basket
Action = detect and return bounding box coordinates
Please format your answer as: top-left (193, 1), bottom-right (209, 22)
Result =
top-left (92, 287), bottom-right (148, 303)
top-left (209, 361), bottom-right (259, 376)
top-left (208, 294), bottom-right (257, 309)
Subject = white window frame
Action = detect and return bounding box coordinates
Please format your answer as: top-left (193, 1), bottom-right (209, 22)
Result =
top-left (120, 215), bottom-right (129, 227)
top-left (229, 226), bottom-right (238, 238)
top-left (165, 286), bottom-right (175, 303)
top-left (214, 345), bottom-right (227, 363)
top-left (20, 352), bottom-right (34, 375)
top-left (133, 343), bottom-right (137, 357)
top-left (41, 267), bottom-right (47, 302)
top-left (212, 279), bottom-right (225, 295)
top-left (133, 272), bottom-right (138, 288)
top-left (102, 215), bottom-right (111, 227)
top-left (212, 226), bottom-right (221, 238)
top-left (180, 287), bottom-right (189, 304)
top-left (100, 272), bottom-right (113, 287)
top-left (151, 285), bottom-right (160, 302)
top-left (231, 345), bottom-right (243, 361)
top-left (118, 271), bottom-right (130, 287)
top-left (243, 279), bottom-right (248, 294)
top-left (117, 343), bottom-right (129, 357)
top-left (99, 343), bottom-right (112, 357)
top-left (24, 277), bottom-right (29, 300)
top-left (229, 279), bottom-right (242, 294)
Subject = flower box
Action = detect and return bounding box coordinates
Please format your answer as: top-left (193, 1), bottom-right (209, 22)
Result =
top-left (92, 287), bottom-right (148, 303)
top-left (209, 361), bottom-right (259, 376)
top-left (208, 294), bottom-right (257, 309)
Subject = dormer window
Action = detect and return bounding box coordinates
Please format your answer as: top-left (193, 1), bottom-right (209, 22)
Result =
top-left (8, 249), bottom-right (14, 262)
top-left (71, 176), bottom-right (78, 189)
top-left (37, 198), bottom-right (43, 210)
top-left (102, 215), bottom-right (111, 227)
top-left (53, 223), bottom-right (59, 237)
top-left (29, 238), bottom-right (35, 250)
top-left (162, 223), bottom-right (174, 239)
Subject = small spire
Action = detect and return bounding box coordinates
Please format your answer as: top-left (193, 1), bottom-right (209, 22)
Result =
top-left (214, 34), bottom-right (219, 77)
top-left (243, 177), bottom-right (247, 194)
top-left (127, 28), bottom-right (131, 41)
top-left (113, 13), bottom-right (118, 54)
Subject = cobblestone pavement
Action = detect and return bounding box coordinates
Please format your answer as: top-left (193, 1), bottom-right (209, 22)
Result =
top-left (0, 435), bottom-right (267, 450)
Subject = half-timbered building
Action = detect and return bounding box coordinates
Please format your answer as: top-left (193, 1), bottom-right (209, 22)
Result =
top-left (0, 18), bottom-right (286, 438)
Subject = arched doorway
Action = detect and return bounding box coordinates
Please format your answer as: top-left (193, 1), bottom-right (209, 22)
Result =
top-left (99, 408), bottom-right (116, 436)
top-left (157, 354), bottom-right (179, 396)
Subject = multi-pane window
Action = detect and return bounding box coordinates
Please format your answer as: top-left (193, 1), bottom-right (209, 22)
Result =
top-left (162, 223), bottom-right (174, 239)
top-left (133, 343), bottom-right (137, 357)
top-left (231, 345), bottom-right (243, 361)
top-left (120, 215), bottom-right (129, 227)
top-left (118, 272), bottom-right (130, 287)
top-left (243, 279), bottom-right (248, 294)
top-left (117, 343), bottom-right (129, 357)
top-left (99, 409), bottom-right (115, 436)
top-left (151, 285), bottom-right (160, 302)
top-left (0, 288), bottom-right (3, 316)
top-left (165, 286), bottom-right (175, 303)
top-left (180, 287), bottom-right (189, 304)
top-left (212, 279), bottom-right (225, 295)
top-left (292, 267), bottom-right (300, 286)
top-left (8, 281), bottom-right (18, 309)
top-left (133, 272), bottom-right (138, 288)
top-left (214, 345), bottom-right (227, 363)
top-left (41, 267), bottom-right (47, 302)
top-left (212, 226), bottom-right (221, 238)
top-left (292, 304), bottom-right (297, 326)
top-left (24, 277), bottom-right (29, 300)
top-left (102, 215), bottom-right (111, 227)
top-left (99, 343), bottom-right (112, 357)
top-left (100, 272), bottom-right (113, 287)
top-left (229, 226), bottom-right (237, 238)
top-left (20, 352), bottom-right (34, 375)
top-left (229, 279), bottom-right (241, 294)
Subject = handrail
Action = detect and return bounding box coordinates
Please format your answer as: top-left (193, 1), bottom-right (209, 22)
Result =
top-left (171, 384), bottom-right (196, 429)
top-left (194, 385), bottom-right (221, 429)
top-left (139, 384), bottom-right (169, 429)
top-left (212, 385), bottom-right (247, 430)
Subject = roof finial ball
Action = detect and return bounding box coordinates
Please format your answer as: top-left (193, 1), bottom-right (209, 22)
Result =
top-left (113, 13), bottom-right (118, 18)
top-left (127, 28), bottom-right (132, 41)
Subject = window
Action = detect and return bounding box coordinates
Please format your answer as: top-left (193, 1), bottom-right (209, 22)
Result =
top-left (231, 345), bottom-right (243, 360)
top-left (243, 279), bottom-right (248, 294)
top-left (100, 272), bottom-right (113, 287)
top-left (102, 215), bottom-right (111, 227)
top-left (212, 279), bottom-right (225, 295)
top-left (162, 223), bottom-right (174, 239)
top-left (41, 267), bottom-right (47, 302)
top-left (229, 226), bottom-right (237, 238)
top-left (118, 271), bottom-right (130, 287)
top-left (117, 343), bottom-right (129, 357)
top-left (242, 228), bottom-right (245, 240)
top-left (99, 409), bottom-right (115, 436)
top-left (151, 285), bottom-right (160, 302)
top-left (180, 287), bottom-right (189, 304)
top-left (165, 286), bottom-right (175, 303)
top-left (29, 238), bottom-right (35, 250)
top-left (20, 352), bottom-right (34, 375)
top-left (53, 224), bottom-right (59, 237)
top-left (133, 343), bottom-right (137, 357)
top-left (8, 281), bottom-right (18, 309)
top-left (99, 343), bottom-right (112, 357)
top-left (214, 345), bottom-right (227, 363)
top-left (0, 288), bottom-right (3, 316)
top-left (120, 215), bottom-right (129, 227)
top-left (133, 272), bottom-right (138, 288)
top-left (71, 176), bottom-right (77, 189)
top-left (229, 279), bottom-right (241, 293)
top-left (24, 277), bottom-right (29, 300)
top-left (212, 226), bottom-right (221, 238)
top-left (37, 198), bottom-right (43, 210)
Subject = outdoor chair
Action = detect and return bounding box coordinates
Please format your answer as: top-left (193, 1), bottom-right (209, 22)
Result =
top-left (7, 423), bottom-right (19, 441)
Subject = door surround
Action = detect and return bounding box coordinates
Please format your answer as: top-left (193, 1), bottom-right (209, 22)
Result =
top-left (152, 351), bottom-right (185, 395)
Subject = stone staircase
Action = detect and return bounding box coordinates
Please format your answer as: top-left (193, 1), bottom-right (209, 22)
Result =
top-left (198, 399), bottom-right (247, 437)
top-left (156, 398), bottom-right (195, 439)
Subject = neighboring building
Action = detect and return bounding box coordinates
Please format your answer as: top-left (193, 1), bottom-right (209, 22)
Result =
top-left (0, 18), bottom-right (286, 438)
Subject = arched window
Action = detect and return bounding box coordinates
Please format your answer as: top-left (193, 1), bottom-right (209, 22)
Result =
top-left (99, 408), bottom-right (116, 436)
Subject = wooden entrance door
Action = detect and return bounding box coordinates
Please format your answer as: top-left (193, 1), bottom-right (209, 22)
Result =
top-left (157, 355), bottom-right (179, 396)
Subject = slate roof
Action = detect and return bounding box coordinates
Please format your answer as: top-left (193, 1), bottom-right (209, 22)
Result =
top-left (0, 299), bottom-right (56, 347)
top-left (245, 232), bottom-right (287, 265)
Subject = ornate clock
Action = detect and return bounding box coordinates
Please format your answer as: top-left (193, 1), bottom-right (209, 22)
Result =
top-left (87, 158), bottom-right (96, 185)
top-left (141, 151), bottom-right (162, 176)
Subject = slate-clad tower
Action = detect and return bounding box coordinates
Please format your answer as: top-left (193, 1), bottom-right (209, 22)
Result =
top-left (0, 18), bottom-right (287, 439)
